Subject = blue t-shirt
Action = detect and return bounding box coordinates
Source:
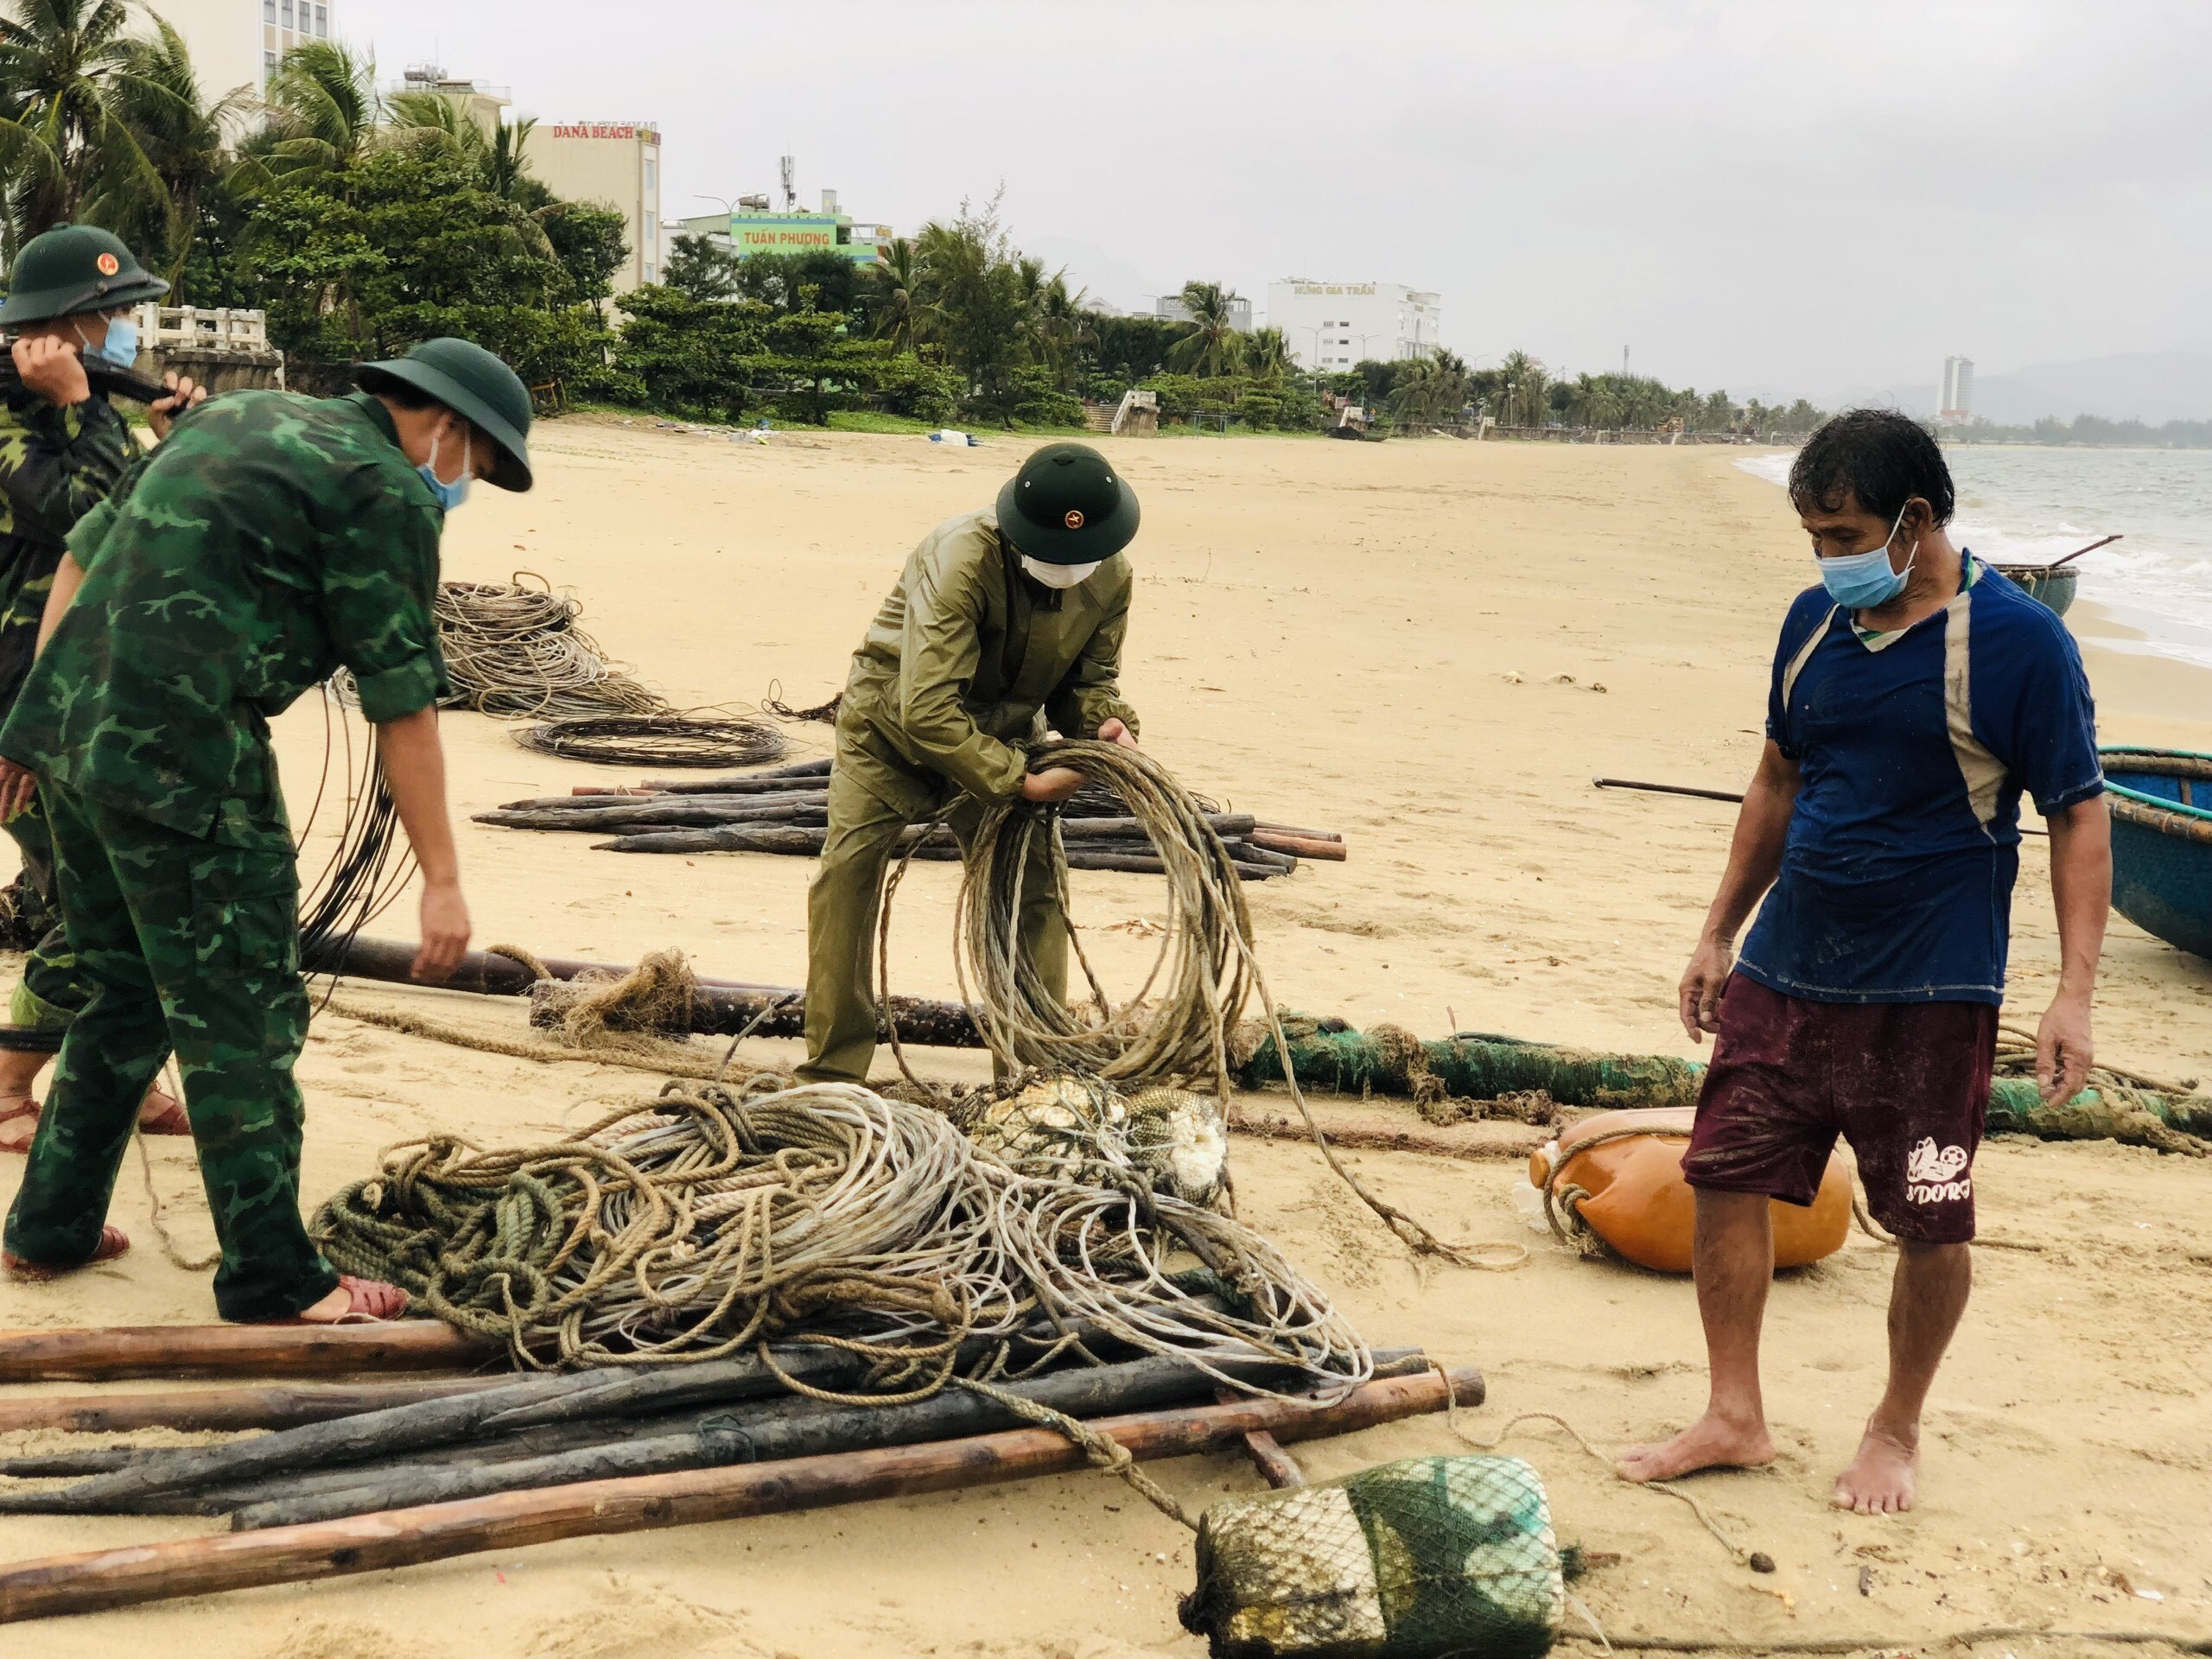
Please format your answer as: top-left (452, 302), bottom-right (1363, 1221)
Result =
top-left (1737, 556), bottom-right (2104, 1005)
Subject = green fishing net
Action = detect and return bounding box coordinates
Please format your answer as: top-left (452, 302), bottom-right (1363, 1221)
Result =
top-left (1182, 1454), bottom-right (1563, 1658)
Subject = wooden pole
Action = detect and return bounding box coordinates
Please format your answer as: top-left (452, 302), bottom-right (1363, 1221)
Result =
top-left (0, 1376), bottom-right (518, 1437)
top-left (0, 1367), bottom-right (1481, 1624)
top-left (0, 1321), bottom-right (499, 1385)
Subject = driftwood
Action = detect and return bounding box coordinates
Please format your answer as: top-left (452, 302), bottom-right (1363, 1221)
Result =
top-left (0, 1367), bottom-right (1483, 1624)
top-left (226, 1350), bottom-right (1383, 1530)
top-left (0, 1321), bottom-right (498, 1385)
top-left (1249, 830), bottom-right (1348, 863)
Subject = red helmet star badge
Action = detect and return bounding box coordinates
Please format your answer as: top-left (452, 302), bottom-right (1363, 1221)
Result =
top-left (96, 252), bottom-right (121, 276)
top-left (1064, 509), bottom-right (1085, 530)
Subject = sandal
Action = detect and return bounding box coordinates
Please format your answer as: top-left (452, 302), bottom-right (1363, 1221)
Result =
top-left (136, 1086), bottom-right (192, 1137)
top-left (258, 1274), bottom-right (411, 1325)
top-left (3, 1224), bottom-right (130, 1281)
top-left (0, 1096), bottom-right (39, 1155)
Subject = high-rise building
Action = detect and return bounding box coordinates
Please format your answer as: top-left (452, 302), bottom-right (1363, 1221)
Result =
top-left (1940, 355), bottom-right (1975, 421)
top-left (152, 0), bottom-right (334, 98)
top-left (1266, 281), bottom-right (1442, 371)
top-left (531, 122), bottom-right (665, 292)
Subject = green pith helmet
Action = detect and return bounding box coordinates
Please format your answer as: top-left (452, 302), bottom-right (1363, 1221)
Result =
top-left (0, 226), bottom-right (169, 326)
top-left (357, 338), bottom-right (534, 493)
top-left (995, 442), bottom-right (1140, 565)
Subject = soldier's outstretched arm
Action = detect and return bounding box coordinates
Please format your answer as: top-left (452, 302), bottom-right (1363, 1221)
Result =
top-left (377, 704), bottom-right (471, 983)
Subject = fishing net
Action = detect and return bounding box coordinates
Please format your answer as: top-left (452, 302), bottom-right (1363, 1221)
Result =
top-left (1182, 1454), bottom-right (1564, 1659)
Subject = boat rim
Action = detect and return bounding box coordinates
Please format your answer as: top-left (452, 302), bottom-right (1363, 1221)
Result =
top-left (2097, 746), bottom-right (2212, 829)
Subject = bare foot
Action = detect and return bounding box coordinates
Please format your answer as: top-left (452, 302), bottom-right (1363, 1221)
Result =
top-left (1618, 1409), bottom-right (1776, 1483)
top-left (3, 1224), bottom-right (130, 1281)
top-left (1833, 1418), bottom-right (1918, 1514)
top-left (276, 1274), bottom-right (410, 1325)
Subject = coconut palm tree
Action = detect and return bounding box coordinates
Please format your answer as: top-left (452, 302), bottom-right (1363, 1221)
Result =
top-left (250, 38), bottom-right (379, 184)
top-left (1244, 325), bottom-right (1290, 376)
top-left (866, 235), bottom-right (921, 349)
top-left (100, 16), bottom-right (254, 288)
top-left (1166, 280), bottom-right (1245, 376)
top-left (0, 0), bottom-right (170, 249)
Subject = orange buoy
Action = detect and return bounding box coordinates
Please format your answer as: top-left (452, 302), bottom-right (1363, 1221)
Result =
top-left (1529, 1107), bottom-right (1851, 1274)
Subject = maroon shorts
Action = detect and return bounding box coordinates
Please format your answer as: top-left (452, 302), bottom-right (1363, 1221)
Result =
top-left (1682, 975), bottom-right (1996, 1244)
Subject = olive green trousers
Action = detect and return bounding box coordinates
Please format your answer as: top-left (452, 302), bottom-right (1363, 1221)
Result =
top-left (799, 755), bottom-right (1065, 1086)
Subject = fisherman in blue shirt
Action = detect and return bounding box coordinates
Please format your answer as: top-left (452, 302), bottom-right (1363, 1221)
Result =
top-left (1619, 410), bottom-right (2111, 1516)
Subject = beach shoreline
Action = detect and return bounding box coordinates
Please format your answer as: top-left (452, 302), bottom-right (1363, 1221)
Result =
top-left (0, 429), bottom-right (2206, 1656)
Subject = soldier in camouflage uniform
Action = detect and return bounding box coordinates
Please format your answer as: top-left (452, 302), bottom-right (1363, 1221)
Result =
top-left (0, 226), bottom-right (203, 1150)
top-left (0, 337), bottom-right (534, 1324)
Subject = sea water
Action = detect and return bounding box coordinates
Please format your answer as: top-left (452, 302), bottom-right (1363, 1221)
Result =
top-left (1738, 448), bottom-right (2212, 671)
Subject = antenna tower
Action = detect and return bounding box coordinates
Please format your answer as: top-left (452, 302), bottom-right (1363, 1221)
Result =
top-left (779, 155), bottom-right (796, 211)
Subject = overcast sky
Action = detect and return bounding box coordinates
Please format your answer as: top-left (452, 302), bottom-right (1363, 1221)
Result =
top-left (338, 0), bottom-right (2212, 402)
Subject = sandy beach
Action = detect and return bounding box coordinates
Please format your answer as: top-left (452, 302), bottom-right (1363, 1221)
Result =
top-left (1, 425), bottom-right (2208, 1656)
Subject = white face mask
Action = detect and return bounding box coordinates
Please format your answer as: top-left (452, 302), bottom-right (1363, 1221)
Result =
top-left (1020, 555), bottom-right (1103, 590)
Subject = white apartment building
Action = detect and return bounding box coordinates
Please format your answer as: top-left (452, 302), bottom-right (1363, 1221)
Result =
top-left (1267, 280), bottom-right (1441, 371)
top-left (1940, 354), bottom-right (1974, 421)
top-left (152, 0), bottom-right (333, 97)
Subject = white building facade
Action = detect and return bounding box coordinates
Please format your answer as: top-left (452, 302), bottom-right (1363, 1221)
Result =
top-left (1267, 280), bottom-right (1441, 371)
top-left (1940, 355), bottom-right (1974, 421)
top-left (152, 0), bottom-right (333, 98)
top-left (531, 122), bottom-right (664, 292)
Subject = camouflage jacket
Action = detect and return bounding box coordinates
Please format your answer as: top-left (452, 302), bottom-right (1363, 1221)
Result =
top-left (0, 391), bottom-right (452, 846)
top-left (0, 386), bottom-right (132, 714)
top-left (840, 508), bottom-right (1138, 804)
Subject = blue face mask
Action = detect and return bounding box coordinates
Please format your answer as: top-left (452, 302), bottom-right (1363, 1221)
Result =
top-left (80, 315), bottom-right (139, 370)
top-left (418, 430), bottom-right (474, 512)
top-left (1815, 505), bottom-right (1916, 609)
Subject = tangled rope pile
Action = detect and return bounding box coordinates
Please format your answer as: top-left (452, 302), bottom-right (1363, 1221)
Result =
top-left (311, 1079), bottom-right (1370, 1395)
top-left (435, 575), bottom-right (669, 718)
top-left (513, 714), bottom-right (791, 769)
top-left (884, 737), bottom-right (1478, 1267)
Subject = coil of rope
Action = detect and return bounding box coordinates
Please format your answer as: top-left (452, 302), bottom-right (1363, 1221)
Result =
top-left (876, 737), bottom-right (1493, 1268)
top-left (310, 1078), bottom-right (1371, 1396)
top-left (435, 575), bottom-right (669, 719)
top-left (512, 714), bottom-right (791, 769)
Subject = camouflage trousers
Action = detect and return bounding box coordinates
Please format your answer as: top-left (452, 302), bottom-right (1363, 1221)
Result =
top-left (3, 789), bottom-right (86, 1033)
top-left (3, 782), bottom-right (340, 1321)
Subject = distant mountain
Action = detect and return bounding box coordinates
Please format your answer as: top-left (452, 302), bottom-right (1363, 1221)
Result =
top-left (1821, 351), bottom-right (2212, 427)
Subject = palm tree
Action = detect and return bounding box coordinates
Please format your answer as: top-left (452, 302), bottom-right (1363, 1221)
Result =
top-left (250, 38), bottom-right (379, 184)
top-left (100, 17), bottom-right (253, 289)
top-left (1031, 266), bottom-right (1090, 386)
top-left (1166, 280), bottom-right (1245, 376)
top-left (1244, 325), bottom-right (1290, 376)
top-left (866, 235), bottom-right (921, 349)
top-left (0, 0), bottom-right (170, 249)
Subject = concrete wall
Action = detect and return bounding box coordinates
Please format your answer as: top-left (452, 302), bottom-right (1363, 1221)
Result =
top-left (531, 124), bottom-right (663, 292)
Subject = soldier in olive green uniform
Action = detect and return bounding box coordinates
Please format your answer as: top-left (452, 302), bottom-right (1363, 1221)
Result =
top-left (0, 227), bottom-right (200, 1145)
top-left (0, 338), bottom-right (533, 1323)
top-left (799, 442), bottom-right (1143, 1085)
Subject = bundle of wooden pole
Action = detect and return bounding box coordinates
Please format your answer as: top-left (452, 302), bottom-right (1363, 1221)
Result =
top-left (0, 1350), bottom-right (1482, 1625)
top-left (472, 757), bottom-right (1347, 878)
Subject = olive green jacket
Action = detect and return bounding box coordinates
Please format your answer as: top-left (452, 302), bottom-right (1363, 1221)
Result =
top-left (839, 508), bottom-right (1138, 808)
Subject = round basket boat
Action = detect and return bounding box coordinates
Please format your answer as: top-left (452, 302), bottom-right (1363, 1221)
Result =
top-left (1992, 563), bottom-right (2079, 615)
top-left (2099, 747), bottom-right (2212, 961)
